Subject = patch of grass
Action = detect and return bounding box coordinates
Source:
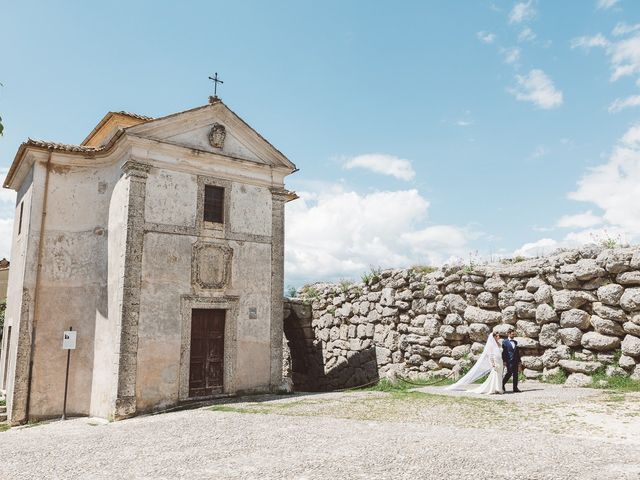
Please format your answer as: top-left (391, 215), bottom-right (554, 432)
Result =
top-left (540, 370), bottom-right (567, 385)
top-left (299, 285), bottom-right (320, 304)
top-left (361, 266), bottom-right (382, 285)
top-left (210, 405), bottom-right (267, 414)
top-left (604, 393), bottom-right (626, 402)
top-left (361, 377), bottom-right (454, 394)
top-left (23, 419), bottom-right (43, 429)
top-left (0, 424), bottom-right (9, 433)
top-left (410, 265), bottom-right (438, 274)
top-left (590, 373), bottom-right (640, 392)
top-left (362, 379), bottom-right (418, 393)
top-left (0, 398), bottom-right (6, 406)
top-left (338, 279), bottom-right (354, 293)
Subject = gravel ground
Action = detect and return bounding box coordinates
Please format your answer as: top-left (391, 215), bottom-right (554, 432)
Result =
top-left (414, 380), bottom-right (602, 403)
top-left (1, 385), bottom-right (639, 480)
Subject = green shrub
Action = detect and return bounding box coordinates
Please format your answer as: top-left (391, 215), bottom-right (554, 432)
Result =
top-left (590, 373), bottom-right (640, 392)
top-left (540, 370), bottom-right (567, 385)
top-left (339, 279), bottom-right (354, 293)
top-left (361, 266), bottom-right (382, 285)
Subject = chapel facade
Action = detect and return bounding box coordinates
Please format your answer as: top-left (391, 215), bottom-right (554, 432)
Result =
top-left (0, 97), bottom-right (297, 423)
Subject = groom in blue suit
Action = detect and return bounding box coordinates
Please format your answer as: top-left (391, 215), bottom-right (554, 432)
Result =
top-left (502, 328), bottom-right (521, 393)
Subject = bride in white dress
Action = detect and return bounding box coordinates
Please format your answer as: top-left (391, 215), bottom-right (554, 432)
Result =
top-left (445, 332), bottom-right (504, 395)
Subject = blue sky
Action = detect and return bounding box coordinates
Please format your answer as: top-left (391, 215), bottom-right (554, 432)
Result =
top-left (1, 0), bottom-right (640, 287)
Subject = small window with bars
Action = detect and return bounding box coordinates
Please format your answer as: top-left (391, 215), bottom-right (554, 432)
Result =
top-left (204, 185), bottom-right (224, 224)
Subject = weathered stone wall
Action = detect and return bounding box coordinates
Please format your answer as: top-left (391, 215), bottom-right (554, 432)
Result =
top-left (286, 245), bottom-right (640, 390)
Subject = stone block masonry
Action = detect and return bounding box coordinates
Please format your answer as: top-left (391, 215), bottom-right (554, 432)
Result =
top-left (284, 245), bottom-right (640, 390)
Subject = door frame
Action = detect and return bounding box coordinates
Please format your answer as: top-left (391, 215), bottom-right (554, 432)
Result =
top-left (179, 295), bottom-right (238, 401)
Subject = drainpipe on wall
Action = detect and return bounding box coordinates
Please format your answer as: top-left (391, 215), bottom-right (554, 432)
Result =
top-left (24, 150), bottom-right (52, 421)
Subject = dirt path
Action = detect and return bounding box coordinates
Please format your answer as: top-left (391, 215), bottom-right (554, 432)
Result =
top-left (1, 384), bottom-right (639, 480)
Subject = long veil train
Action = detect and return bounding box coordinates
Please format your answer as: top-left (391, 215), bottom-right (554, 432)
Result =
top-left (445, 334), bottom-right (501, 391)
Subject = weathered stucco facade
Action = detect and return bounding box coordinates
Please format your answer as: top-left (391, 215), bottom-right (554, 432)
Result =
top-left (0, 99), bottom-right (297, 423)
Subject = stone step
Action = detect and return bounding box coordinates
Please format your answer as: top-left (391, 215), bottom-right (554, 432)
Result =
top-left (0, 405), bottom-right (7, 414)
top-left (0, 414), bottom-right (6, 423)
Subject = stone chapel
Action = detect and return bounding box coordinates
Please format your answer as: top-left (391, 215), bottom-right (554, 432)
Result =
top-left (0, 97), bottom-right (297, 424)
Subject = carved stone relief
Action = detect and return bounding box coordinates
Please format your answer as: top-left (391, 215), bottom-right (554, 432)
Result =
top-left (208, 123), bottom-right (226, 149)
top-left (192, 242), bottom-right (232, 289)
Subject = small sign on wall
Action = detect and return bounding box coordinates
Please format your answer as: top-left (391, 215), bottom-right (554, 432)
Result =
top-left (62, 331), bottom-right (77, 350)
top-left (248, 307), bottom-right (257, 319)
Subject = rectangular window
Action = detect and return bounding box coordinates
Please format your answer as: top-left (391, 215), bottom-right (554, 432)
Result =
top-left (204, 185), bottom-right (224, 223)
top-left (17, 202), bottom-right (24, 235)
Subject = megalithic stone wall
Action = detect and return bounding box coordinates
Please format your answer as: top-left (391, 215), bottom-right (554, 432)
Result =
top-left (284, 245), bottom-right (640, 391)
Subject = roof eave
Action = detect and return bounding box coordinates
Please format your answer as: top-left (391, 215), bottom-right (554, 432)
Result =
top-left (3, 129), bottom-right (127, 190)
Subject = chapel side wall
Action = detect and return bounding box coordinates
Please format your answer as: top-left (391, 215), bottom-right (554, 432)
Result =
top-left (90, 170), bottom-right (130, 418)
top-left (28, 163), bottom-right (119, 419)
top-left (228, 182), bottom-right (274, 394)
top-left (1, 167), bottom-right (36, 423)
top-left (134, 167), bottom-right (275, 413)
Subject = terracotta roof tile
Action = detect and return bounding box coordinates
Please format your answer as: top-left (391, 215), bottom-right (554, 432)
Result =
top-left (25, 138), bottom-right (103, 153)
top-left (113, 111), bottom-right (154, 121)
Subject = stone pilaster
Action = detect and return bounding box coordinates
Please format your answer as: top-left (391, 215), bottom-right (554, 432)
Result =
top-left (269, 188), bottom-right (293, 390)
top-left (113, 160), bottom-right (149, 419)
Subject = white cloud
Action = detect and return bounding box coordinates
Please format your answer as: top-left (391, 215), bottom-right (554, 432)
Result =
top-left (0, 168), bottom-right (16, 259)
top-left (510, 69), bottom-right (563, 109)
top-left (612, 22), bottom-right (640, 37)
top-left (572, 32), bottom-right (640, 82)
top-left (556, 210), bottom-right (603, 228)
top-left (285, 188), bottom-right (473, 284)
top-left (454, 110), bottom-right (474, 127)
top-left (620, 124), bottom-right (640, 147)
top-left (529, 145), bottom-right (548, 159)
top-left (502, 47), bottom-right (521, 64)
top-left (516, 226), bottom-right (630, 259)
top-left (401, 225), bottom-right (470, 255)
top-left (0, 218), bottom-right (13, 260)
top-left (477, 31), bottom-right (496, 44)
top-left (342, 153), bottom-right (416, 181)
top-left (563, 226), bottom-right (629, 246)
top-left (609, 35), bottom-right (640, 81)
top-left (570, 34), bottom-right (610, 49)
top-left (597, 0), bottom-right (618, 10)
top-left (509, 1), bottom-right (536, 24)
top-left (518, 27), bottom-right (536, 43)
top-left (513, 238), bottom-right (558, 257)
top-left (608, 95), bottom-right (640, 113)
top-left (567, 124), bottom-right (640, 235)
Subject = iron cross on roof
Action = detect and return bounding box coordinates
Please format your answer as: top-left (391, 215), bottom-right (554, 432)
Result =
top-left (208, 73), bottom-right (224, 98)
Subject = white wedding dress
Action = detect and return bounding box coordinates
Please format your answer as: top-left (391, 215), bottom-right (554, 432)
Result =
top-left (445, 335), bottom-right (504, 395)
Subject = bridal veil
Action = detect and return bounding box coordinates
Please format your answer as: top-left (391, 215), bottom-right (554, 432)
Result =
top-left (445, 334), bottom-right (501, 390)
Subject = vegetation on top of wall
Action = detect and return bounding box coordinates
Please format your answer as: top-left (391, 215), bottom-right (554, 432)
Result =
top-left (361, 266), bottom-right (382, 285)
top-left (338, 279), bottom-right (354, 293)
top-left (410, 265), bottom-right (438, 274)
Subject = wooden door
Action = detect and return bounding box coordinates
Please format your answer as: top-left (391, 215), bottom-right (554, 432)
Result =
top-left (189, 309), bottom-right (225, 397)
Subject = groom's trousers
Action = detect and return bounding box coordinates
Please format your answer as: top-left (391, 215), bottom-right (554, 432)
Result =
top-left (502, 361), bottom-right (519, 390)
